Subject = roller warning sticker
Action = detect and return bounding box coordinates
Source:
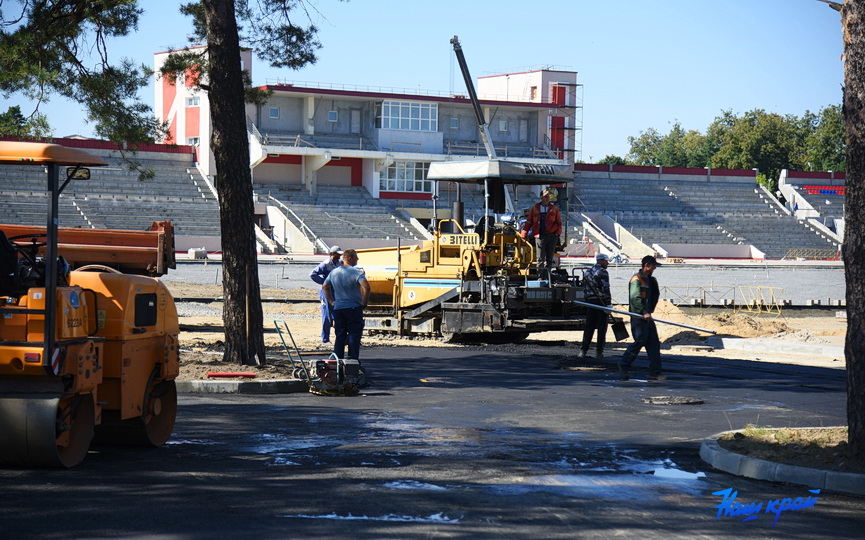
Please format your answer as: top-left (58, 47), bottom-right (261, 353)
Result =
top-left (51, 348), bottom-right (63, 375)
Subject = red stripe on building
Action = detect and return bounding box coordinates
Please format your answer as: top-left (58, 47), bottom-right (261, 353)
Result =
top-left (612, 165), bottom-right (658, 174)
top-left (550, 116), bottom-right (564, 158)
top-left (262, 154), bottom-right (302, 164)
top-left (162, 78), bottom-right (176, 125)
top-left (0, 136), bottom-right (193, 154)
top-left (661, 167), bottom-right (708, 175)
top-left (379, 191), bottom-right (431, 200)
top-left (787, 170), bottom-right (832, 179)
top-left (574, 163), bottom-right (610, 172)
top-left (706, 168), bottom-right (756, 177)
top-left (185, 106), bottom-right (200, 139)
top-left (335, 157), bottom-right (363, 186)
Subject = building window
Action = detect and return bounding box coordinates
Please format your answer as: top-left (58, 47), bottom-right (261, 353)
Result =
top-left (328, 110), bottom-right (338, 122)
top-left (187, 137), bottom-right (200, 146)
top-left (376, 100), bottom-right (438, 132)
top-left (269, 107), bottom-right (280, 119)
top-left (186, 96), bottom-right (200, 107)
top-left (499, 120), bottom-right (509, 132)
top-left (530, 86), bottom-right (538, 100)
top-left (449, 117), bottom-right (459, 129)
top-left (380, 161), bottom-right (432, 193)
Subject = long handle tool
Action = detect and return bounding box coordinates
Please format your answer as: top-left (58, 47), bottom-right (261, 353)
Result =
top-left (572, 300), bottom-right (716, 335)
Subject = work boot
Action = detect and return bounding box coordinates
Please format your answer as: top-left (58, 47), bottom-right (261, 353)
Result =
top-left (618, 366), bottom-right (629, 381)
top-left (577, 350), bottom-right (587, 359)
top-left (596, 350), bottom-right (604, 360)
top-left (618, 351), bottom-right (635, 381)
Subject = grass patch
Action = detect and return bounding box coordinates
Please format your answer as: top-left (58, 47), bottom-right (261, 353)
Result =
top-left (718, 425), bottom-right (865, 474)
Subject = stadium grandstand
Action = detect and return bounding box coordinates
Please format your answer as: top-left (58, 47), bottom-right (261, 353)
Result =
top-left (575, 164), bottom-right (842, 261)
top-left (0, 135), bottom-right (844, 261)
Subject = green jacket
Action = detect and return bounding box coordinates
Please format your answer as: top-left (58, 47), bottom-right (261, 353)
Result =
top-left (628, 271), bottom-right (659, 315)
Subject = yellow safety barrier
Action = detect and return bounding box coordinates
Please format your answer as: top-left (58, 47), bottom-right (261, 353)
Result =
top-left (612, 285), bottom-right (785, 318)
top-left (783, 248), bottom-right (841, 260)
top-left (737, 286), bottom-right (784, 317)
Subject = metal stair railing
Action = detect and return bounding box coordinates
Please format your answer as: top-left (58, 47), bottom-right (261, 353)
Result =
top-left (266, 194), bottom-right (328, 253)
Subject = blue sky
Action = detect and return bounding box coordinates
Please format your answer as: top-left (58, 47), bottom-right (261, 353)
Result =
top-left (1, 0), bottom-right (844, 161)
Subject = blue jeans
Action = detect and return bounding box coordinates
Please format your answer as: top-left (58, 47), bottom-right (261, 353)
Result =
top-left (333, 306), bottom-right (365, 360)
top-left (320, 291), bottom-right (334, 342)
top-left (619, 317), bottom-right (661, 374)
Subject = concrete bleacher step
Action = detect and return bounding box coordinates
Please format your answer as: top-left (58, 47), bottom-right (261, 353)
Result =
top-left (258, 183), bottom-right (420, 242)
top-left (0, 152), bottom-right (220, 238)
top-left (576, 172), bottom-right (838, 257)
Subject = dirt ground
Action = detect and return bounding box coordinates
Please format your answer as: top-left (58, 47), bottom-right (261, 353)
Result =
top-left (717, 426), bottom-right (865, 474)
top-left (167, 282), bottom-right (848, 381)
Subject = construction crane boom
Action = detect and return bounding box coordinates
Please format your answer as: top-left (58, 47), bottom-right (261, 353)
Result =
top-left (450, 35), bottom-right (498, 160)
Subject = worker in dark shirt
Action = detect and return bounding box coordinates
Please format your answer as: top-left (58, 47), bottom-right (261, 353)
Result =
top-left (579, 253), bottom-right (612, 359)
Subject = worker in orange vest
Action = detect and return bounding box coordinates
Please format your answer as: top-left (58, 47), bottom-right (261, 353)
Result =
top-left (520, 189), bottom-right (562, 278)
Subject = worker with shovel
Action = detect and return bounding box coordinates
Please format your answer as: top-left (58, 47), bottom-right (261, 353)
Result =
top-left (578, 253), bottom-right (612, 359)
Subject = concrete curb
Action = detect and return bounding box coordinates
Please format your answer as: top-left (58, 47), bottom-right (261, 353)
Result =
top-left (176, 379), bottom-right (308, 394)
top-left (707, 337), bottom-right (844, 358)
top-left (700, 429), bottom-right (865, 496)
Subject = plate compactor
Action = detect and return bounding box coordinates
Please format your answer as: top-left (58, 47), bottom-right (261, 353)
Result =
top-left (274, 320), bottom-right (366, 396)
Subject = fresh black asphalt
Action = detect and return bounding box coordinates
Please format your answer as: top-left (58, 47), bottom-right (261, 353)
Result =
top-left (0, 344), bottom-right (861, 538)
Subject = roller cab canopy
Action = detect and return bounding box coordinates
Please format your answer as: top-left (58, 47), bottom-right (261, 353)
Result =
top-left (0, 141), bottom-right (108, 166)
top-left (427, 159), bottom-right (573, 185)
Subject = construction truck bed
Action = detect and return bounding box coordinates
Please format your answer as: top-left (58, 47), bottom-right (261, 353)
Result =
top-left (0, 222), bottom-right (175, 276)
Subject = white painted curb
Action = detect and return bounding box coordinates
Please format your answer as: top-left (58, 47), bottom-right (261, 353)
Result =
top-left (700, 428), bottom-right (865, 496)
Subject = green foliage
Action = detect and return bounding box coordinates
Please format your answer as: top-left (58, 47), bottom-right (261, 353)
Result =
top-left (624, 105), bottom-right (845, 188)
top-left (709, 109), bottom-right (802, 186)
top-left (158, 49), bottom-right (204, 87)
top-left (158, 3), bottom-right (285, 106)
top-left (244, 74), bottom-right (274, 107)
top-left (80, 60), bottom-right (163, 145)
top-left (0, 107), bottom-right (28, 135)
top-left (656, 122), bottom-right (689, 167)
top-left (0, 1), bottom-right (165, 146)
top-left (626, 127), bottom-right (663, 166)
top-left (805, 104), bottom-right (845, 172)
top-left (627, 123), bottom-right (712, 168)
top-left (0, 105), bottom-right (53, 138)
top-left (755, 173), bottom-right (771, 191)
top-left (179, 2), bottom-right (207, 42)
top-left (234, 0), bottom-right (322, 69)
top-left (598, 154), bottom-right (627, 165)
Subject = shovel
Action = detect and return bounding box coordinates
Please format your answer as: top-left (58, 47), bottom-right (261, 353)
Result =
top-left (611, 318), bottom-right (630, 341)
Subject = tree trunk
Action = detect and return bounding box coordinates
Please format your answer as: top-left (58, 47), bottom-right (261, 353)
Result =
top-left (843, 0), bottom-right (865, 455)
top-left (202, 0), bottom-right (266, 365)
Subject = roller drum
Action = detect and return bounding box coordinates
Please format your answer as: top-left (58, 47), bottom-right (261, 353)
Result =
top-left (94, 377), bottom-right (177, 447)
top-left (0, 392), bottom-right (95, 468)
